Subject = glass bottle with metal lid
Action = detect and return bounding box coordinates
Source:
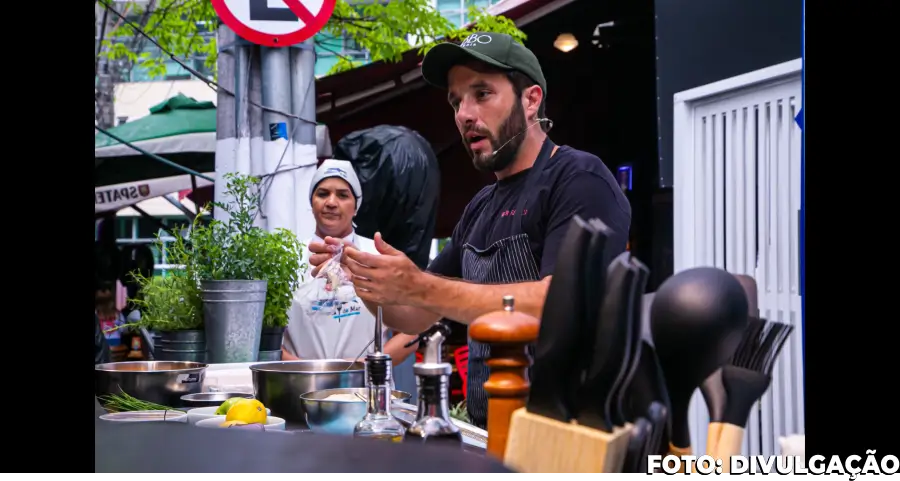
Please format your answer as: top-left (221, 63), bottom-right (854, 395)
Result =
top-left (405, 321), bottom-right (463, 445)
top-left (353, 306), bottom-right (406, 442)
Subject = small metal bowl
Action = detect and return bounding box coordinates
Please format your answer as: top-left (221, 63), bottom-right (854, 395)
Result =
top-left (300, 387), bottom-right (411, 436)
top-left (180, 392), bottom-right (254, 408)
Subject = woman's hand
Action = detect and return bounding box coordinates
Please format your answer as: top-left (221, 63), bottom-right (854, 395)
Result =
top-left (308, 237), bottom-right (356, 278)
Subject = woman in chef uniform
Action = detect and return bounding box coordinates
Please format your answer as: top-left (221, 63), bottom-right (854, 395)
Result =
top-left (282, 159), bottom-right (419, 365)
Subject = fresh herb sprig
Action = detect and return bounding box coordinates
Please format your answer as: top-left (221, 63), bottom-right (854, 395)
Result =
top-left (98, 390), bottom-right (184, 413)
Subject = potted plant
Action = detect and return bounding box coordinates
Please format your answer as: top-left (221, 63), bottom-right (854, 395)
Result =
top-left (121, 232), bottom-right (205, 361)
top-left (190, 173), bottom-right (303, 364)
top-left (259, 226), bottom-right (307, 360)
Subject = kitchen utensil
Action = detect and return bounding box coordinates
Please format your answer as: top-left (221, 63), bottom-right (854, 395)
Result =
top-left (644, 401), bottom-right (669, 469)
top-left (392, 400), bottom-right (490, 450)
top-left (300, 387), bottom-right (411, 435)
top-left (95, 361), bottom-right (208, 407)
top-left (700, 273), bottom-right (759, 456)
top-left (407, 321), bottom-right (463, 444)
top-left (180, 392), bottom-right (254, 408)
top-left (622, 417), bottom-right (652, 473)
top-left (353, 303), bottom-right (406, 442)
top-left (622, 340), bottom-right (670, 433)
top-left (186, 405), bottom-right (272, 425)
top-left (344, 338), bottom-right (375, 371)
top-left (195, 415), bottom-right (287, 431)
top-left (712, 318), bottom-right (794, 472)
top-left (610, 255), bottom-right (650, 426)
top-left (469, 294), bottom-right (540, 460)
top-left (527, 215), bottom-right (594, 422)
top-left (649, 267), bottom-right (749, 470)
top-left (504, 217), bottom-right (635, 472)
top-left (576, 252), bottom-right (638, 431)
top-left (250, 360), bottom-right (365, 423)
top-left (99, 410), bottom-right (188, 423)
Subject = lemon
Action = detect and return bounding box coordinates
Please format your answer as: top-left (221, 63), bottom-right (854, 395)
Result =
top-left (215, 397), bottom-right (247, 416)
top-left (220, 420), bottom-right (247, 428)
top-left (225, 399), bottom-right (267, 425)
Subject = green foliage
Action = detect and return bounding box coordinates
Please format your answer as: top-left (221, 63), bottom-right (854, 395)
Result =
top-left (98, 0), bottom-right (525, 79)
top-left (100, 0), bottom-right (219, 79)
top-left (190, 173), bottom-right (305, 328)
top-left (122, 231), bottom-right (203, 332)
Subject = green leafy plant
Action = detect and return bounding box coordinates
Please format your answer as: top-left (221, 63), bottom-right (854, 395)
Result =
top-left (190, 173), bottom-right (305, 328)
top-left (98, 0), bottom-right (526, 79)
top-left (450, 399), bottom-right (470, 424)
top-left (112, 230), bottom-right (203, 333)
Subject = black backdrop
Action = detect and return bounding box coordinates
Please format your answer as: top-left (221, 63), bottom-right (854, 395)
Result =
top-left (654, 0), bottom-right (803, 187)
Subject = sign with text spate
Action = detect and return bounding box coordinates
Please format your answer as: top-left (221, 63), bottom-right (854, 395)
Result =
top-left (211, 0), bottom-right (336, 47)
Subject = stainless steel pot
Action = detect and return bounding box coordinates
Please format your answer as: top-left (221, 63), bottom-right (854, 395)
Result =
top-left (95, 361), bottom-right (208, 408)
top-left (250, 360), bottom-right (365, 423)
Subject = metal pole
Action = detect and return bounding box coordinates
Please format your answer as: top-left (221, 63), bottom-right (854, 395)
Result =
top-left (215, 25), bottom-right (237, 222)
top-left (290, 38), bottom-right (319, 242)
top-left (260, 46), bottom-right (296, 234)
top-left (235, 43), bottom-right (252, 176)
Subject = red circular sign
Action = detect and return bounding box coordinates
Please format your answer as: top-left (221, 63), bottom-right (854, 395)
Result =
top-left (211, 0), bottom-right (336, 47)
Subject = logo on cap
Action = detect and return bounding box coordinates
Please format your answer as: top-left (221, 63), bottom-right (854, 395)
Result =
top-left (324, 167), bottom-right (348, 179)
top-left (460, 33), bottom-right (493, 49)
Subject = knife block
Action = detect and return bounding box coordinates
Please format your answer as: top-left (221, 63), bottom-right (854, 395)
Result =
top-left (469, 296), bottom-right (541, 461)
top-left (504, 409), bottom-right (632, 473)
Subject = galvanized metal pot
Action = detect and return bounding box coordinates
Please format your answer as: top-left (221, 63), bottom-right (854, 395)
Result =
top-left (95, 361), bottom-right (207, 407)
top-left (259, 325), bottom-right (286, 351)
top-left (200, 279), bottom-right (267, 364)
top-left (155, 329), bottom-right (207, 362)
top-left (251, 360), bottom-right (365, 423)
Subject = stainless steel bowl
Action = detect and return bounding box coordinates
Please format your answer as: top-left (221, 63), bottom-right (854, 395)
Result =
top-left (180, 392), bottom-right (254, 408)
top-left (250, 360), bottom-right (365, 423)
top-left (95, 361), bottom-right (208, 408)
top-left (300, 387), bottom-right (412, 436)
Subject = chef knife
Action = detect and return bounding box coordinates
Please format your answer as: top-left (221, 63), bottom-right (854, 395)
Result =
top-left (622, 416), bottom-right (652, 473)
top-left (582, 218), bottom-right (612, 347)
top-left (610, 255), bottom-right (650, 426)
top-left (575, 252), bottom-right (638, 432)
top-left (527, 215), bottom-right (595, 422)
top-left (623, 340), bottom-right (672, 447)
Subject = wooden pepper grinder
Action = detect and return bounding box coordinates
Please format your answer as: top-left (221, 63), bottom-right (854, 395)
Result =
top-left (469, 295), bottom-right (540, 461)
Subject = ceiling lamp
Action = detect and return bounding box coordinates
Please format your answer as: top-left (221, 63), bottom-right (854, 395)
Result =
top-left (553, 33), bottom-right (579, 53)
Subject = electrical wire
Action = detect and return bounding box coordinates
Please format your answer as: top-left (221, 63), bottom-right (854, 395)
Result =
top-left (97, 0), bottom-right (317, 127)
top-left (97, 0), bottom-right (318, 218)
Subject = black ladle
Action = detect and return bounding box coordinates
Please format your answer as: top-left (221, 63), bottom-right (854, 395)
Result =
top-left (649, 267), bottom-right (749, 465)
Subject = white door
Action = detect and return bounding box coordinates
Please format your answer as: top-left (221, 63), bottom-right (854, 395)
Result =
top-left (672, 59), bottom-right (804, 457)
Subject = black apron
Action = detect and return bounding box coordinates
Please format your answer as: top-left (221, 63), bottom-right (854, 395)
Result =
top-left (461, 138), bottom-right (556, 429)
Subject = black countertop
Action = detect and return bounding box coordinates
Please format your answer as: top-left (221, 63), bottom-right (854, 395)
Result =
top-left (94, 400), bottom-right (510, 473)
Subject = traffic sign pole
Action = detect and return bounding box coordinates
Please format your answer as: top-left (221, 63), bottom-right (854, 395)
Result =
top-left (212, 0), bottom-right (335, 240)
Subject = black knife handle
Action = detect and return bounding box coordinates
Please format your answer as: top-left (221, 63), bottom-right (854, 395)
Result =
top-left (528, 216), bottom-right (593, 422)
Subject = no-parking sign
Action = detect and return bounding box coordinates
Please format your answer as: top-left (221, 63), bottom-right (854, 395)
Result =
top-left (211, 0), bottom-right (337, 47)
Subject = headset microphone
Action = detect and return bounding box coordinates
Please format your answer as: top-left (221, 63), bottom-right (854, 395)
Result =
top-left (490, 118), bottom-right (554, 157)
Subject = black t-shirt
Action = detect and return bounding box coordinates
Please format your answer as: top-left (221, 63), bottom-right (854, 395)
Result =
top-left (428, 144), bottom-right (632, 280)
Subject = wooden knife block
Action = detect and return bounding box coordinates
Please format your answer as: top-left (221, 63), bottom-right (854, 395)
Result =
top-left (470, 297), bottom-right (631, 473)
top-left (504, 408), bottom-right (632, 473)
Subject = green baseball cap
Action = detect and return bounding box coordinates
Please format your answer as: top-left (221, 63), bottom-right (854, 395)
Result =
top-left (422, 32), bottom-right (547, 95)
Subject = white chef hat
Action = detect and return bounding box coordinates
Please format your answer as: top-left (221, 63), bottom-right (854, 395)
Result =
top-left (309, 159), bottom-right (363, 213)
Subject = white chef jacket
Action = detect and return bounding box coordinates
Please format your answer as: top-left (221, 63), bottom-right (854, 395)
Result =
top-left (283, 232), bottom-right (390, 360)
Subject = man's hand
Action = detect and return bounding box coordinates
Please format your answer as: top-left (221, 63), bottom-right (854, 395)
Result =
top-left (345, 232), bottom-right (426, 306)
top-left (308, 237), bottom-right (354, 278)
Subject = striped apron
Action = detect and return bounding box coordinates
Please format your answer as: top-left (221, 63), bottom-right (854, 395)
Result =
top-left (461, 138), bottom-right (556, 429)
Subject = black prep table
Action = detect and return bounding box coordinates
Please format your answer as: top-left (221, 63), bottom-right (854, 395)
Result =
top-left (94, 401), bottom-right (511, 473)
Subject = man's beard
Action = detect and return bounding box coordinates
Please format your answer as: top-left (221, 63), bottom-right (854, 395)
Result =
top-left (466, 101), bottom-right (527, 173)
